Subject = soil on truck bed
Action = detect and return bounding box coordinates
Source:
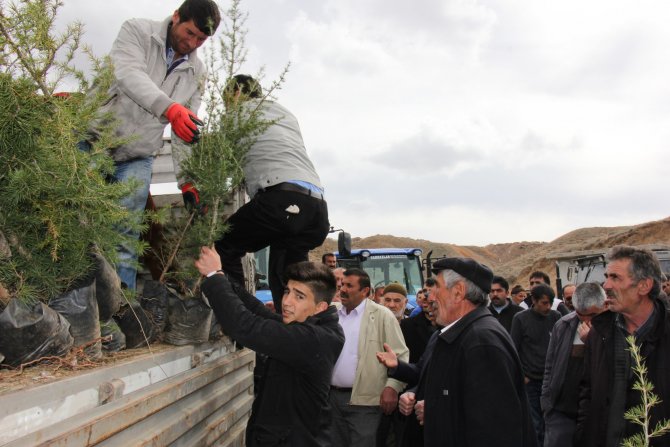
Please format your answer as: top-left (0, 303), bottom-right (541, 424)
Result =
top-left (0, 343), bottom-right (178, 396)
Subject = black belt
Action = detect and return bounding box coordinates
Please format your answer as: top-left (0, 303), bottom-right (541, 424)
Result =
top-left (330, 385), bottom-right (352, 392)
top-left (263, 182), bottom-right (324, 200)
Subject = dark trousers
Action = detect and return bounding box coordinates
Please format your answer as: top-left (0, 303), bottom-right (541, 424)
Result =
top-left (377, 410), bottom-right (405, 446)
top-left (214, 188), bottom-right (329, 310)
top-left (326, 389), bottom-right (382, 447)
top-left (526, 378), bottom-right (545, 447)
top-left (400, 412), bottom-right (423, 447)
top-left (543, 409), bottom-right (576, 447)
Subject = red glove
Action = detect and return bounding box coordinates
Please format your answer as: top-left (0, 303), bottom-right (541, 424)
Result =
top-left (181, 182), bottom-right (206, 214)
top-left (165, 103), bottom-right (203, 144)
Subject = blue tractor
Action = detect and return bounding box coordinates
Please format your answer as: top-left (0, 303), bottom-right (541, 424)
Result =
top-left (335, 248), bottom-right (425, 311)
top-left (253, 230), bottom-right (428, 312)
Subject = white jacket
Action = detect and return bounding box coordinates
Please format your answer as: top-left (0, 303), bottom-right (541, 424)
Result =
top-left (95, 16), bottom-right (206, 182)
top-left (242, 100), bottom-right (322, 198)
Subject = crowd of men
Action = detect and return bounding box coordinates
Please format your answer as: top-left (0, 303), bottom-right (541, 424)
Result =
top-left (196, 244), bottom-right (670, 447)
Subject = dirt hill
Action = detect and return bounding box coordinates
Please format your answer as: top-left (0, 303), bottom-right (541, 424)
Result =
top-left (312, 217), bottom-right (670, 287)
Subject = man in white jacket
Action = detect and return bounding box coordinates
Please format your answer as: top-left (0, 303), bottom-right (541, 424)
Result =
top-left (87, 0), bottom-right (220, 290)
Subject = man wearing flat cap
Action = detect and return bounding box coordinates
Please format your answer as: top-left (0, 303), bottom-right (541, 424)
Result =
top-left (382, 282), bottom-right (409, 322)
top-left (418, 257), bottom-right (537, 447)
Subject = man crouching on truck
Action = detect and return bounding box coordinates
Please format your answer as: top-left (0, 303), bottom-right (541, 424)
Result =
top-left (195, 247), bottom-right (344, 446)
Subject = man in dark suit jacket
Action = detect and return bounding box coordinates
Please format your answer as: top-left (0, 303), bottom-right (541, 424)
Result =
top-left (422, 258), bottom-right (537, 447)
top-left (488, 275), bottom-right (523, 333)
top-left (400, 285), bottom-right (438, 362)
top-left (576, 246), bottom-right (670, 447)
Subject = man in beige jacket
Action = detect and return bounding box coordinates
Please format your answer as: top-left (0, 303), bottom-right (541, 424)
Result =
top-left (327, 267), bottom-right (409, 446)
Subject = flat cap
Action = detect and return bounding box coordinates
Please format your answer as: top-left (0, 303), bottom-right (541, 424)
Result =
top-left (431, 257), bottom-right (494, 293)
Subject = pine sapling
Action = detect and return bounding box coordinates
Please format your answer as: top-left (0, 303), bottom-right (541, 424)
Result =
top-left (156, 0), bottom-right (289, 295)
top-left (0, 0), bottom-right (138, 303)
top-left (622, 335), bottom-right (670, 447)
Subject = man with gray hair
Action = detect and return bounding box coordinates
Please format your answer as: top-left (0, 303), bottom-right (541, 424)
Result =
top-left (418, 257), bottom-right (537, 446)
top-left (576, 245), bottom-right (670, 446)
top-left (541, 282), bottom-right (606, 447)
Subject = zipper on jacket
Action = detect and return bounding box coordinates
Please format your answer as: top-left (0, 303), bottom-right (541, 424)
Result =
top-left (167, 76), bottom-right (181, 98)
top-left (102, 93), bottom-right (118, 107)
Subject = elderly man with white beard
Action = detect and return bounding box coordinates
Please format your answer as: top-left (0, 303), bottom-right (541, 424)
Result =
top-left (382, 283), bottom-right (409, 322)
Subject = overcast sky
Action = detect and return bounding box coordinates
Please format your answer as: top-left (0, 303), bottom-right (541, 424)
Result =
top-left (56, 0), bottom-right (670, 246)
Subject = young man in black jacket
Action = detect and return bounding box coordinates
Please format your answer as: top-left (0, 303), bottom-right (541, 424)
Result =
top-left (511, 284), bottom-right (562, 447)
top-left (488, 275), bottom-right (523, 333)
top-left (195, 247), bottom-right (344, 446)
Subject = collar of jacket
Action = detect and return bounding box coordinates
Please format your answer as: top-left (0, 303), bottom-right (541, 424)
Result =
top-left (305, 304), bottom-right (340, 326)
top-left (438, 306), bottom-right (493, 344)
top-left (364, 299), bottom-right (382, 317)
top-left (561, 311), bottom-right (581, 327)
top-left (591, 298), bottom-right (668, 344)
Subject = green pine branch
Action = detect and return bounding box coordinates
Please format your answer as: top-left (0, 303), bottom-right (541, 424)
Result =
top-left (155, 0), bottom-right (290, 295)
top-left (622, 335), bottom-right (670, 447)
top-left (0, 0), bottom-right (83, 96)
top-left (0, 1), bottom-right (140, 303)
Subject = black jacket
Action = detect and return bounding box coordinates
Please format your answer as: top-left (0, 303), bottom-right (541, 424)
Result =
top-left (541, 312), bottom-right (580, 415)
top-left (488, 299), bottom-right (523, 333)
top-left (422, 306), bottom-right (537, 447)
top-left (201, 275), bottom-right (345, 447)
top-left (576, 300), bottom-right (670, 447)
top-left (391, 330), bottom-right (439, 392)
top-left (511, 308), bottom-right (562, 380)
top-left (400, 312), bottom-right (437, 363)
top-left (388, 330), bottom-right (439, 447)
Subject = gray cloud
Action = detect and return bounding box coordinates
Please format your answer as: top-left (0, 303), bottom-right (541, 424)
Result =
top-left (370, 129), bottom-right (481, 172)
top-left (519, 131), bottom-right (559, 154)
top-left (553, 30), bottom-right (647, 98)
top-left (326, 0), bottom-right (497, 48)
